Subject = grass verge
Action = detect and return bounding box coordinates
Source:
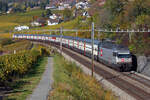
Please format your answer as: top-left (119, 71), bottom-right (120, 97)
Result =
top-left (5, 57), bottom-right (48, 100)
top-left (49, 54), bottom-right (117, 100)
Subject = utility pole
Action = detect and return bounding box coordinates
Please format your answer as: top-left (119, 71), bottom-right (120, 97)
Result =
top-left (98, 30), bottom-right (100, 41)
top-left (91, 22), bottom-right (94, 77)
top-left (76, 31), bottom-right (78, 37)
top-left (60, 27), bottom-right (63, 55)
top-left (129, 32), bottom-right (132, 43)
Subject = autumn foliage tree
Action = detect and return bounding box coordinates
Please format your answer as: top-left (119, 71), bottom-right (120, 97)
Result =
top-left (89, 0), bottom-right (150, 55)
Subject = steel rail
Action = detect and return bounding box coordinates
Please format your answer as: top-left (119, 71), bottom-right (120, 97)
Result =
top-left (51, 42), bottom-right (150, 100)
top-left (29, 40), bottom-right (150, 100)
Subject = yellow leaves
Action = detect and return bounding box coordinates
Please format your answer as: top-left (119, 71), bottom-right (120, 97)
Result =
top-left (2, 40), bottom-right (32, 53)
top-left (0, 34), bottom-right (12, 38)
top-left (6, 71), bottom-right (9, 74)
top-left (0, 46), bottom-right (46, 83)
top-left (135, 15), bottom-right (150, 26)
top-left (50, 54), bottom-right (117, 100)
top-left (57, 83), bottom-right (72, 92)
top-left (105, 91), bottom-right (117, 100)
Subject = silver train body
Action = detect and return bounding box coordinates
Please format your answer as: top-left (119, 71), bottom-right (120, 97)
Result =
top-left (13, 34), bottom-right (132, 71)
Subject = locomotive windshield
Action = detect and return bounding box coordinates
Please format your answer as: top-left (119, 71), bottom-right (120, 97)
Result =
top-left (118, 54), bottom-right (131, 58)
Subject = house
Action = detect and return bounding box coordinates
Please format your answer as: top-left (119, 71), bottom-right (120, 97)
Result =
top-left (58, 5), bottom-right (65, 10)
top-left (75, 1), bottom-right (89, 9)
top-left (30, 7), bottom-right (40, 10)
top-left (58, 3), bottom-right (72, 10)
top-left (83, 11), bottom-right (90, 17)
top-left (64, 4), bottom-right (70, 8)
top-left (49, 14), bottom-right (62, 19)
top-left (7, 8), bottom-right (13, 14)
top-left (46, 5), bottom-right (51, 9)
top-left (50, 0), bottom-right (75, 7)
top-left (31, 21), bottom-right (41, 26)
top-left (31, 18), bottom-right (46, 27)
top-left (46, 5), bottom-right (56, 9)
top-left (14, 26), bottom-right (29, 31)
top-left (49, 14), bottom-right (57, 19)
top-left (47, 18), bottom-right (59, 26)
top-left (97, 0), bottom-right (106, 6)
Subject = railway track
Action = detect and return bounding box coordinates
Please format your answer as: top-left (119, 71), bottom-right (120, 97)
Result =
top-left (33, 40), bottom-right (150, 100)
top-left (123, 72), bottom-right (150, 90)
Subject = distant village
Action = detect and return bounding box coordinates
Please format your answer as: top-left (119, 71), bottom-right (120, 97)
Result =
top-left (14, 0), bottom-right (106, 31)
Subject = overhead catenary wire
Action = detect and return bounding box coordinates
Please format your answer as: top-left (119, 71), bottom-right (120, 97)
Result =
top-left (13, 24), bottom-right (150, 77)
top-left (15, 28), bottom-right (150, 33)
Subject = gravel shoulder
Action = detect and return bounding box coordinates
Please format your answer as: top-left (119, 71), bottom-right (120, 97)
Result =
top-left (27, 57), bottom-right (53, 100)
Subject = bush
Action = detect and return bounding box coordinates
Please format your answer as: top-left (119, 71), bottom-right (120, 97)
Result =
top-left (0, 45), bottom-right (50, 84)
top-left (0, 38), bottom-right (14, 46)
top-left (129, 44), bottom-right (136, 53)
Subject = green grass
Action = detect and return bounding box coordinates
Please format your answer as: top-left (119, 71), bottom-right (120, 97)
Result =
top-left (51, 10), bottom-right (64, 15)
top-left (0, 9), bottom-right (44, 33)
top-left (49, 54), bottom-right (117, 100)
top-left (0, 8), bottom-right (90, 38)
top-left (0, 9), bottom-right (67, 34)
top-left (25, 18), bottom-right (79, 32)
top-left (0, 7), bottom-right (88, 37)
top-left (2, 40), bottom-right (32, 53)
top-left (25, 17), bottom-right (88, 37)
top-left (5, 57), bottom-right (48, 100)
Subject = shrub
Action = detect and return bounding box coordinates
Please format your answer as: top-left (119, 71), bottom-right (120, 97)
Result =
top-left (0, 45), bottom-right (50, 84)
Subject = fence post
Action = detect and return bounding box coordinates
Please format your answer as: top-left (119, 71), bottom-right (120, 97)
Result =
top-left (76, 31), bottom-right (78, 37)
top-left (98, 30), bottom-right (100, 41)
top-left (60, 27), bottom-right (63, 55)
top-left (91, 22), bottom-right (94, 77)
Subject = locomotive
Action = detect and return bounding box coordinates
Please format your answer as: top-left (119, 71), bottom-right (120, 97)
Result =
top-left (13, 34), bottom-right (132, 71)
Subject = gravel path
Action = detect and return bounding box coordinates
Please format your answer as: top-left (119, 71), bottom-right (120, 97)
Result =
top-left (27, 57), bottom-right (53, 100)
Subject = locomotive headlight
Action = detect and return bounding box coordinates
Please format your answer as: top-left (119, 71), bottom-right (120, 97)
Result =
top-left (116, 54), bottom-right (132, 63)
top-left (128, 58), bottom-right (132, 63)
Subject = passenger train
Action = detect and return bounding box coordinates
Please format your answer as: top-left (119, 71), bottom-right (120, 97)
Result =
top-left (13, 34), bottom-right (132, 71)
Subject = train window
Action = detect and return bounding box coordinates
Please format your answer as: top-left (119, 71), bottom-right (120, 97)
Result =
top-left (95, 48), bottom-right (97, 51)
top-left (113, 52), bottom-right (118, 56)
top-left (118, 54), bottom-right (131, 58)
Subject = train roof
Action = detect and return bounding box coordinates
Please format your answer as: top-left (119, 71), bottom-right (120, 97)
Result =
top-left (101, 41), bottom-right (129, 50)
top-left (14, 34), bottom-right (60, 37)
top-left (13, 34), bottom-right (100, 45)
top-left (73, 37), bottom-right (100, 44)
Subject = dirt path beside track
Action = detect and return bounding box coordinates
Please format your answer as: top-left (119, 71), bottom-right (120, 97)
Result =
top-left (27, 57), bottom-right (53, 100)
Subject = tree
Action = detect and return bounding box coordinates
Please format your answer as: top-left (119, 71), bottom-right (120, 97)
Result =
top-left (124, 0), bottom-right (150, 22)
top-left (63, 8), bottom-right (72, 21)
top-left (12, 3), bottom-right (25, 13)
top-left (21, 4), bottom-right (26, 11)
top-left (46, 9), bottom-right (52, 17)
top-left (105, 0), bottom-right (128, 16)
top-left (46, 0), bottom-right (49, 4)
top-left (41, 12), bottom-right (45, 17)
top-left (135, 15), bottom-right (150, 28)
top-left (40, 2), bottom-right (46, 10)
top-left (0, 1), bottom-right (8, 13)
top-left (26, 7), bottom-right (31, 12)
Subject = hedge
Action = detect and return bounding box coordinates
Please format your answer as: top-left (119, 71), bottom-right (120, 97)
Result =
top-left (0, 46), bottom-right (50, 84)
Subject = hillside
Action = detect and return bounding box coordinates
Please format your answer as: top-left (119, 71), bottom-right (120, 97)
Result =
top-left (0, 0), bottom-right (149, 55)
top-left (0, 0), bottom-right (43, 3)
top-left (0, 9), bottom-right (44, 33)
top-left (88, 0), bottom-right (150, 55)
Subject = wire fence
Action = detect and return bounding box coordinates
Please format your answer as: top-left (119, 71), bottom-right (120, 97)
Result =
top-left (12, 22), bottom-right (150, 43)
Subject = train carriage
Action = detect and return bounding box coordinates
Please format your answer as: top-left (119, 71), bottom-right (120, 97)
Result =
top-left (12, 34), bottom-right (132, 72)
top-left (98, 41), bottom-right (132, 71)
